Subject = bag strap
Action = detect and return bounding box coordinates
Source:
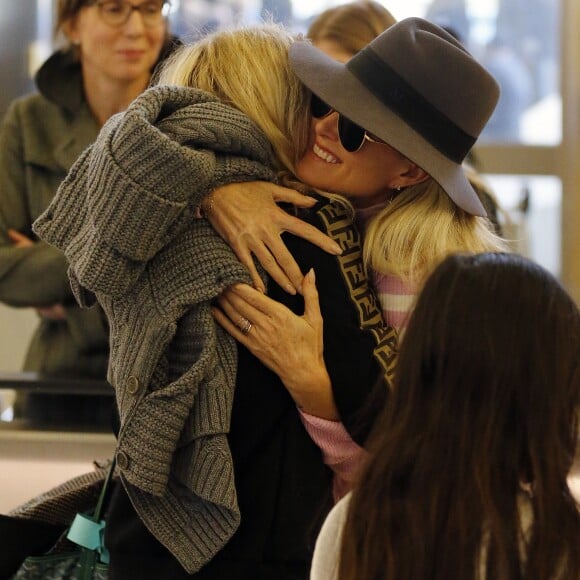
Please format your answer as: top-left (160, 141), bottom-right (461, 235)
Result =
top-left (93, 458), bottom-right (116, 521)
top-left (66, 458), bottom-right (116, 564)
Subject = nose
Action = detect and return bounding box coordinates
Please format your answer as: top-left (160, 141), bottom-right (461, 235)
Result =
top-left (314, 111), bottom-right (340, 143)
top-left (123, 7), bottom-right (147, 35)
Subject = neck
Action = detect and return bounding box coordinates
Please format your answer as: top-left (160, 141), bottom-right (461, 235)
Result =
top-left (352, 189), bottom-right (397, 211)
top-left (83, 71), bottom-right (151, 126)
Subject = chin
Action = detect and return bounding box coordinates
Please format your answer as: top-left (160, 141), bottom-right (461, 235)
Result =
top-left (296, 163), bottom-right (328, 192)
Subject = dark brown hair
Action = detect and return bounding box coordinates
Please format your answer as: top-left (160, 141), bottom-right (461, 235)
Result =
top-left (56, 0), bottom-right (88, 30)
top-left (340, 252), bottom-right (579, 579)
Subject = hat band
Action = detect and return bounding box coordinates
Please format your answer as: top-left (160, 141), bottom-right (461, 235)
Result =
top-left (347, 48), bottom-right (475, 164)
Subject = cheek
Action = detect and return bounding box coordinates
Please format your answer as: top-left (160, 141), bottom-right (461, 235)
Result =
top-left (148, 27), bottom-right (166, 50)
top-left (294, 156), bottom-right (313, 185)
top-left (79, 24), bottom-right (115, 51)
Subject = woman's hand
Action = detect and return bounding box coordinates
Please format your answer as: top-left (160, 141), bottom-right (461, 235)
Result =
top-left (36, 304), bottom-right (67, 320)
top-left (205, 182), bottom-right (342, 295)
top-left (213, 269), bottom-right (339, 420)
top-left (7, 229), bottom-right (34, 248)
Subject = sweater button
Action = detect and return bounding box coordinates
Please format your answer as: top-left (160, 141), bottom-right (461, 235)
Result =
top-left (116, 451), bottom-right (130, 470)
top-left (127, 375), bottom-right (140, 395)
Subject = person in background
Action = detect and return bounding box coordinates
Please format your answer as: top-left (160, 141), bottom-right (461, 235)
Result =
top-left (311, 252), bottom-right (580, 580)
top-left (307, 0), bottom-right (396, 63)
top-left (0, 0), bottom-right (174, 426)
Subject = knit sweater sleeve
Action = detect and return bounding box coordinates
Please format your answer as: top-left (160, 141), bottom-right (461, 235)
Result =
top-left (33, 86), bottom-right (275, 300)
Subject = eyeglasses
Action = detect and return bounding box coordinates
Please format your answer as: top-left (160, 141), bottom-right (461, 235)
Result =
top-left (90, 1), bottom-right (169, 28)
top-left (310, 94), bottom-right (386, 153)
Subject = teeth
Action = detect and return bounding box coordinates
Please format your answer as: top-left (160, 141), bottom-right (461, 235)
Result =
top-left (313, 143), bottom-right (339, 164)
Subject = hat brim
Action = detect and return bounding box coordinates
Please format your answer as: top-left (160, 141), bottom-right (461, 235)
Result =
top-left (290, 42), bottom-right (486, 217)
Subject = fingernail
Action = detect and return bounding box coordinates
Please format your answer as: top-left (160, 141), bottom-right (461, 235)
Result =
top-left (330, 242), bottom-right (342, 255)
top-left (286, 284), bottom-right (297, 295)
top-left (307, 268), bottom-right (316, 282)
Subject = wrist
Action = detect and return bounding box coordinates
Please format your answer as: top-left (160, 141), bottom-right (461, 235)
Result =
top-left (199, 191), bottom-right (216, 218)
top-left (286, 369), bottom-right (339, 421)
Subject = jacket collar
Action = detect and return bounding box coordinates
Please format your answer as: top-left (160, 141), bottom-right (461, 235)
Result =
top-left (35, 49), bottom-right (85, 116)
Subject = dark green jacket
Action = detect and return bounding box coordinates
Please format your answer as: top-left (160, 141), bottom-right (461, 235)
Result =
top-left (0, 50), bottom-right (108, 378)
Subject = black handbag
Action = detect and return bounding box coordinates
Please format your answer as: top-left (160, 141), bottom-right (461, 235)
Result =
top-left (10, 459), bottom-right (115, 580)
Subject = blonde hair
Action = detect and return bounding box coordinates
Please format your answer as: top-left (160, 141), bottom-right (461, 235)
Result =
top-left (363, 179), bottom-right (509, 285)
top-left (157, 24), bottom-right (310, 175)
top-left (308, 0), bottom-right (396, 56)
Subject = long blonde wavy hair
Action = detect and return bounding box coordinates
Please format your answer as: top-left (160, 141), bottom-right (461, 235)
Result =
top-left (156, 24), bottom-right (310, 176)
top-left (363, 178), bottom-right (508, 285)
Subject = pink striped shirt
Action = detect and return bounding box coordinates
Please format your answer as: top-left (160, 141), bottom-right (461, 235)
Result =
top-left (299, 410), bottom-right (366, 502)
top-left (355, 203), bottom-right (417, 333)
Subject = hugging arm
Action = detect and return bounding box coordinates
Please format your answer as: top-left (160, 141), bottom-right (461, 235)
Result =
top-left (204, 182), bottom-right (343, 295)
top-left (214, 198), bottom-right (393, 445)
top-left (214, 273), bottom-right (369, 498)
top-left (214, 270), bottom-right (338, 420)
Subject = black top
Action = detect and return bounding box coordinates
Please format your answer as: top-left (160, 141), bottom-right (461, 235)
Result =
top-left (105, 195), bottom-right (396, 579)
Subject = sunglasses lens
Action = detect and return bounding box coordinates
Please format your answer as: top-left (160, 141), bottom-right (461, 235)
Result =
top-left (310, 94), bottom-right (333, 119)
top-left (338, 116), bottom-right (366, 152)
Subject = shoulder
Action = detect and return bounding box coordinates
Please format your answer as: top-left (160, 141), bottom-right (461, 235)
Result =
top-left (311, 493), bottom-right (352, 580)
top-left (2, 92), bottom-right (74, 144)
top-left (2, 93), bottom-right (96, 171)
top-left (4, 92), bottom-right (63, 121)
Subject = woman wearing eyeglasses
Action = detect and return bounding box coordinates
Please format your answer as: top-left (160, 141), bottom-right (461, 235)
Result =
top-left (0, 0), bottom-right (175, 424)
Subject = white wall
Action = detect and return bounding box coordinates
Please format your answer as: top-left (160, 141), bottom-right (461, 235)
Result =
top-left (0, 430), bottom-right (116, 514)
top-left (0, 304), bottom-right (37, 416)
top-left (0, 304), bottom-right (37, 371)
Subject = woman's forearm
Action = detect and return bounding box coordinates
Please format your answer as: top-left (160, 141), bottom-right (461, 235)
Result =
top-left (299, 410), bottom-right (366, 501)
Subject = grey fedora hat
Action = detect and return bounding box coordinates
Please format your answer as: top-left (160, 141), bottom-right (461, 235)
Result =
top-left (289, 17), bottom-right (500, 216)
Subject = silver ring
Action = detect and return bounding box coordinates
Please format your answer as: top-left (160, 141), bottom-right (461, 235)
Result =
top-left (241, 319), bottom-right (253, 335)
top-left (236, 316), bottom-right (253, 335)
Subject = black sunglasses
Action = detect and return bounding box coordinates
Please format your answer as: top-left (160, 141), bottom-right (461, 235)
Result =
top-left (310, 94), bottom-right (385, 153)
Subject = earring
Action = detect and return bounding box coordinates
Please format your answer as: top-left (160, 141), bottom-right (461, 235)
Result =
top-left (395, 185), bottom-right (402, 192)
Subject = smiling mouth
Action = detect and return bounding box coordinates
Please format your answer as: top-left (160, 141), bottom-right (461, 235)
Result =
top-left (119, 50), bottom-right (145, 57)
top-left (313, 143), bottom-right (339, 164)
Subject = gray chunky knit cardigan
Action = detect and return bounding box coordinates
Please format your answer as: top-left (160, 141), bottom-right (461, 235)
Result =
top-left (34, 85), bottom-right (277, 573)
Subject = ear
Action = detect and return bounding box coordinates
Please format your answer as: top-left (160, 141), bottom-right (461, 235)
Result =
top-left (399, 162), bottom-right (429, 188)
top-left (62, 17), bottom-right (80, 45)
